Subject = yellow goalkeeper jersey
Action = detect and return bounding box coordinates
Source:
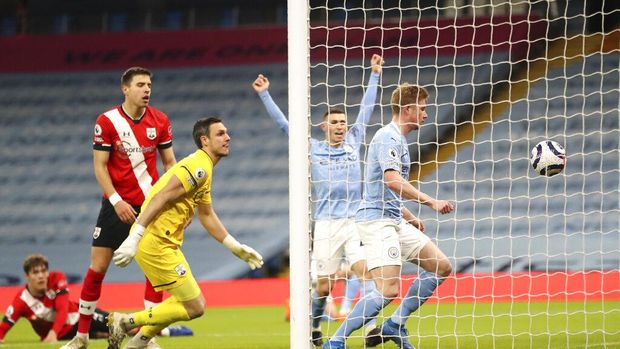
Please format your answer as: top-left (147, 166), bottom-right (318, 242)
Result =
top-left (142, 149), bottom-right (213, 246)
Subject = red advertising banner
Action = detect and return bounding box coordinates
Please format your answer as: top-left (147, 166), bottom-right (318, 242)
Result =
top-left (0, 16), bottom-right (545, 73)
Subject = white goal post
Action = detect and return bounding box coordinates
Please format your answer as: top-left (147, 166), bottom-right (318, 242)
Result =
top-left (289, 1), bottom-right (620, 348)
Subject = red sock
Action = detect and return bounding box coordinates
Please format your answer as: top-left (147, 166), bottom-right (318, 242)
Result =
top-left (143, 277), bottom-right (163, 307)
top-left (77, 268), bottom-right (105, 334)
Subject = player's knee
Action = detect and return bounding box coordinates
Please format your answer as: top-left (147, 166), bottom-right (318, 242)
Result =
top-left (378, 281), bottom-right (400, 299)
top-left (436, 259), bottom-right (452, 278)
top-left (188, 306), bottom-right (204, 319)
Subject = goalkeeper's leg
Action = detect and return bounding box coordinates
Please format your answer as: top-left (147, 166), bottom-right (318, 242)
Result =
top-left (109, 278), bottom-right (203, 348)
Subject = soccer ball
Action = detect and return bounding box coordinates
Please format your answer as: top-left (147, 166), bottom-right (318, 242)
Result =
top-left (530, 140), bottom-right (566, 177)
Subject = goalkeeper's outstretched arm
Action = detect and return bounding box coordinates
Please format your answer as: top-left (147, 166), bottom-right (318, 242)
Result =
top-left (197, 203), bottom-right (264, 270)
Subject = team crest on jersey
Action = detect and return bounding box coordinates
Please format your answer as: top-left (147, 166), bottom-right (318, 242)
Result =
top-left (94, 124), bottom-right (102, 136)
top-left (175, 264), bottom-right (187, 276)
top-left (146, 128), bottom-right (157, 140)
top-left (388, 247), bottom-right (399, 259)
top-left (93, 227), bottom-right (101, 239)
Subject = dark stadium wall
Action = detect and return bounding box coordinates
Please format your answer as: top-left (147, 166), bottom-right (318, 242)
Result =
top-left (0, 15), bottom-right (545, 73)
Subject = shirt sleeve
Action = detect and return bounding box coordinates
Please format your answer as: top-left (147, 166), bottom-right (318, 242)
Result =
top-left (50, 272), bottom-right (70, 335)
top-left (378, 136), bottom-right (403, 173)
top-left (93, 114), bottom-right (113, 151)
top-left (0, 296), bottom-right (24, 341)
top-left (258, 90), bottom-right (289, 135)
top-left (157, 113), bottom-right (173, 149)
top-left (347, 72), bottom-right (380, 146)
top-left (171, 159), bottom-right (212, 204)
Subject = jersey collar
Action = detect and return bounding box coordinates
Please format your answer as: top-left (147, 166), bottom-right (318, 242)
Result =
top-left (120, 105), bottom-right (147, 124)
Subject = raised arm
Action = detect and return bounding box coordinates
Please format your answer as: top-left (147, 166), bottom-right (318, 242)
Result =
top-left (253, 74), bottom-right (289, 135)
top-left (352, 54), bottom-right (383, 128)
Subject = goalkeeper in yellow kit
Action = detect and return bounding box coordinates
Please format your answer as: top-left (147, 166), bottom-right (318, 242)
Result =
top-left (107, 117), bottom-right (264, 349)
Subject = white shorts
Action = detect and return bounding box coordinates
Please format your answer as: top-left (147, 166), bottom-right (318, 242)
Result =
top-left (357, 219), bottom-right (431, 271)
top-left (311, 219), bottom-right (365, 277)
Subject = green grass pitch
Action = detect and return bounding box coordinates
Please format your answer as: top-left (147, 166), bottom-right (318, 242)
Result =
top-left (2, 301), bottom-right (618, 348)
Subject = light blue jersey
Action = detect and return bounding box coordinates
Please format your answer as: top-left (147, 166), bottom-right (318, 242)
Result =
top-left (356, 122), bottom-right (410, 221)
top-left (258, 72), bottom-right (380, 220)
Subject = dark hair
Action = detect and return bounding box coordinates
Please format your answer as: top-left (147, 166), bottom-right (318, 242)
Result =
top-left (193, 117), bottom-right (223, 148)
top-left (23, 254), bottom-right (48, 274)
top-left (390, 83), bottom-right (429, 115)
top-left (323, 108), bottom-right (346, 119)
top-left (121, 67), bottom-right (152, 86)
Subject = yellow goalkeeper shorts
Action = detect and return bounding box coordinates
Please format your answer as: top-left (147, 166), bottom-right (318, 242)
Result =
top-left (135, 232), bottom-right (200, 301)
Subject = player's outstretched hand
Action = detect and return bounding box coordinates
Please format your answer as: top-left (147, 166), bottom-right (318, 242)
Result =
top-left (252, 74), bottom-right (270, 93)
top-left (223, 235), bottom-right (264, 270)
top-left (113, 226), bottom-right (144, 267)
top-left (431, 199), bottom-right (454, 214)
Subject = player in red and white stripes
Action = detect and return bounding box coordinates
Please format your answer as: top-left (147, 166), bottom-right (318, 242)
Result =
top-left (61, 67), bottom-right (177, 349)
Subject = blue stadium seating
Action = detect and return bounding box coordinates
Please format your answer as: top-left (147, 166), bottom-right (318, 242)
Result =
top-left (0, 50), bottom-right (617, 283)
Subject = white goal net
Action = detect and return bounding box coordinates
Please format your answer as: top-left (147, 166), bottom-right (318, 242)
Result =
top-left (289, 1), bottom-right (620, 348)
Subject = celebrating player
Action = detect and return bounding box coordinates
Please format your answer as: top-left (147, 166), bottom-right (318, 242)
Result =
top-left (324, 84), bottom-right (454, 349)
top-left (107, 117), bottom-right (264, 349)
top-left (253, 54), bottom-right (383, 346)
top-left (62, 67), bottom-right (177, 349)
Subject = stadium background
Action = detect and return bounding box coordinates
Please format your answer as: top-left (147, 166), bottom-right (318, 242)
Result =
top-left (0, 0), bottom-right (618, 346)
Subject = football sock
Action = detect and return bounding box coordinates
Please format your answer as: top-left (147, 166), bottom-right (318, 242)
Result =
top-left (361, 280), bottom-right (377, 329)
top-left (331, 289), bottom-right (389, 342)
top-left (311, 290), bottom-right (327, 329)
top-left (77, 268), bottom-right (105, 334)
top-left (390, 271), bottom-right (442, 326)
top-left (144, 277), bottom-right (163, 309)
top-left (140, 324), bottom-right (167, 338)
top-left (340, 275), bottom-right (360, 314)
top-left (132, 296), bottom-right (190, 327)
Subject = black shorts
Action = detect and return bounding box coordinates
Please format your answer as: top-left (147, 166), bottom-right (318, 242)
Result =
top-left (92, 198), bottom-right (141, 250)
top-left (59, 308), bottom-right (109, 340)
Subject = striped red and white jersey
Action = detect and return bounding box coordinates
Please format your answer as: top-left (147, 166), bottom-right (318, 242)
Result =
top-left (0, 271), bottom-right (78, 341)
top-left (93, 105), bottom-right (173, 206)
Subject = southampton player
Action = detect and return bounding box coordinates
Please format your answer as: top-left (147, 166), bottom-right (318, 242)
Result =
top-left (324, 84), bottom-right (454, 349)
top-left (108, 117), bottom-right (263, 349)
top-left (0, 254), bottom-right (109, 344)
top-left (62, 67), bottom-right (177, 349)
top-left (253, 54), bottom-right (383, 346)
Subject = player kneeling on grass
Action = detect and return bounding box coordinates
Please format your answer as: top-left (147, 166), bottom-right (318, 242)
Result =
top-left (108, 117), bottom-right (264, 349)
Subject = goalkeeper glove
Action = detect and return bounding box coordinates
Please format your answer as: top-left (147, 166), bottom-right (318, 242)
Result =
top-left (113, 224), bottom-right (145, 267)
top-left (222, 235), bottom-right (264, 270)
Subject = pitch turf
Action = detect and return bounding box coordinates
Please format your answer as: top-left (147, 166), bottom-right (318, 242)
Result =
top-left (2, 301), bottom-right (619, 348)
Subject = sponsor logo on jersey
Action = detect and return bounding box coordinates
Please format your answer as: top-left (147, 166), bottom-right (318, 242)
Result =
top-left (316, 261), bottom-right (326, 271)
top-left (94, 136), bottom-right (104, 143)
top-left (146, 127), bottom-right (156, 140)
top-left (94, 124), bottom-right (102, 136)
top-left (175, 264), bottom-right (187, 276)
top-left (46, 289), bottom-right (56, 299)
top-left (93, 227), bottom-right (101, 239)
top-left (114, 140), bottom-right (156, 159)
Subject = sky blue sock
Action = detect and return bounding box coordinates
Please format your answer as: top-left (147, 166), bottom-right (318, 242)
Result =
top-left (390, 271), bottom-right (441, 326)
top-left (331, 289), bottom-right (389, 342)
top-left (311, 290), bottom-right (327, 329)
top-left (341, 275), bottom-right (360, 312)
top-left (361, 280), bottom-right (377, 329)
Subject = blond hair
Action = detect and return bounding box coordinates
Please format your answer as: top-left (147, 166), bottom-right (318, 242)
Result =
top-left (390, 83), bottom-right (429, 115)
